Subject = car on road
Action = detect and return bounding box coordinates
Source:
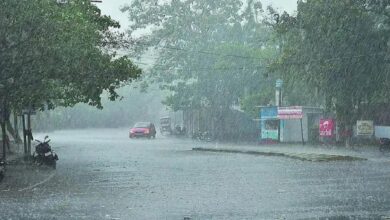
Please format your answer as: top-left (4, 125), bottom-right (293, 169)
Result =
top-left (129, 122), bottom-right (156, 139)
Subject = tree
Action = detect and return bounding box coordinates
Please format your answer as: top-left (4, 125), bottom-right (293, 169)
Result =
top-left (32, 85), bottom-right (165, 131)
top-left (273, 0), bottom-right (390, 146)
top-left (123, 0), bottom-right (278, 139)
top-left (0, 0), bottom-right (141, 148)
top-left (0, 0), bottom-right (141, 113)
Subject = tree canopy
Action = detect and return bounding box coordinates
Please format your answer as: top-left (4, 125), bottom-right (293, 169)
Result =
top-left (0, 0), bottom-right (141, 113)
top-left (272, 0), bottom-right (390, 143)
top-left (122, 0), bottom-right (276, 112)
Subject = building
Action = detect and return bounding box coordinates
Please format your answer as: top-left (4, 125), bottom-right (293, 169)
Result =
top-left (259, 106), bottom-right (323, 144)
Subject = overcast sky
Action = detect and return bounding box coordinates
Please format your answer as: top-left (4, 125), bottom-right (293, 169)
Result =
top-left (98, 0), bottom-right (297, 31)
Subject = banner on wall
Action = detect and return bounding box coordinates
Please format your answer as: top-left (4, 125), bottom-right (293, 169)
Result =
top-left (319, 119), bottom-right (335, 137)
top-left (357, 120), bottom-right (374, 136)
top-left (277, 106), bottom-right (303, 119)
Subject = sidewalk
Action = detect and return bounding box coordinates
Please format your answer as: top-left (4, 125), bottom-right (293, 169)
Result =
top-left (0, 144), bottom-right (56, 192)
top-left (192, 142), bottom-right (386, 162)
top-left (4, 151), bottom-right (25, 164)
top-left (0, 162), bottom-right (56, 192)
top-left (1, 142), bottom-right (24, 161)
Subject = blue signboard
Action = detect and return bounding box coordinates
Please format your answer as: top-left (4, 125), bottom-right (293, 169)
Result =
top-left (260, 107), bottom-right (278, 120)
top-left (260, 107), bottom-right (279, 141)
top-left (275, 79), bottom-right (283, 88)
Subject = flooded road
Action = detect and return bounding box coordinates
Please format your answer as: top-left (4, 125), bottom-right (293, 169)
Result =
top-left (1, 129), bottom-right (390, 219)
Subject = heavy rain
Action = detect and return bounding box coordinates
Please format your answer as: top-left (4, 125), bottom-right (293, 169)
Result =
top-left (1, 0), bottom-right (390, 219)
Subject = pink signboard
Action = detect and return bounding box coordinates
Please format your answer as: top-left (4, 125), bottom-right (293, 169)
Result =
top-left (277, 106), bottom-right (303, 119)
top-left (319, 119), bottom-right (334, 137)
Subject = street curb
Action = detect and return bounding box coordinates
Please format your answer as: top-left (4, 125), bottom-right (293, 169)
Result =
top-left (192, 147), bottom-right (368, 162)
top-left (0, 163), bottom-right (56, 191)
top-left (5, 153), bottom-right (29, 165)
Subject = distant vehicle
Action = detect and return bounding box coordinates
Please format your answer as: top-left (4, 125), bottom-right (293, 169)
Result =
top-left (160, 117), bottom-right (172, 135)
top-left (129, 122), bottom-right (157, 139)
top-left (192, 130), bottom-right (213, 142)
top-left (379, 138), bottom-right (390, 152)
top-left (173, 124), bottom-right (186, 136)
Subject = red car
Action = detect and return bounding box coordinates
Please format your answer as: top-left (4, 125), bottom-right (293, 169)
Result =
top-left (129, 122), bottom-right (157, 139)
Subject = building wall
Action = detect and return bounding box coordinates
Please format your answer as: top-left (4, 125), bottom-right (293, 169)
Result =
top-left (280, 108), bottom-right (322, 143)
top-left (183, 108), bottom-right (258, 141)
top-left (280, 116), bottom-right (308, 143)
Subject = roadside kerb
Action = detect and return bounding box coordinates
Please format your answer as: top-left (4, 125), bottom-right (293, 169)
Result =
top-left (0, 151), bottom-right (56, 192)
top-left (6, 152), bottom-right (27, 165)
top-left (192, 147), bottom-right (367, 162)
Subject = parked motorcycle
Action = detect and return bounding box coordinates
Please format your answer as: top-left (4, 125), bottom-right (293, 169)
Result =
top-left (192, 130), bottom-right (213, 142)
top-left (173, 125), bottom-right (187, 137)
top-left (0, 160), bottom-right (5, 181)
top-left (379, 138), bottom-right (390, 152)
top-left (33, 136), bottom-right (58, 168)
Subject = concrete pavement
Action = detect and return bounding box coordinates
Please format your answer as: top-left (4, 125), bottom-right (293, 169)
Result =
top-left (192, 147), bottom-right (367, 162)
top-left (191, 142), bottom-right (389, 162)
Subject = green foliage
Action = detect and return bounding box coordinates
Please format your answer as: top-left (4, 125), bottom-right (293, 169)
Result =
top-left (273, 0), bottom-right (390, 132)
top-left (240, 89), bottom-right (273, 118)
top-left (0, 0), bottom-right (141, 113)
top-left (32, 86), bottom-right (164, 130)
top-left (123, 0), bottom-right (275, 115)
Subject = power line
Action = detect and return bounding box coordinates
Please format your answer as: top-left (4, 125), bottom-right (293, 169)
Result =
top-left (130, 51), bottom-right (388, 73)
top-left (131, 60), bottom-right (268, 72)
top-left (122, 40), bottom-right (390, 69)
top-left (123, 40), bottom-right (271, 60)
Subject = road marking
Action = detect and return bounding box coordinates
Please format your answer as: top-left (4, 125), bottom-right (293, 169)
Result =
top-left (18, 172), bottom-right (56, 192)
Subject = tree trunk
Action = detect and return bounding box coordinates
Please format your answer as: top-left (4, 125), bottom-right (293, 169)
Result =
top-left (22, 114), bottom-right (27, 155)
top-left (1, 121), bottom-right (6, 160)
top-left (6, 118), bottom-right (22, 144)
top-left (344, 124), bottom-right (353, 148)
top-left (13, 113), bottom-right (20, 142)
top-left (27, 113), bottom-right (31, 155)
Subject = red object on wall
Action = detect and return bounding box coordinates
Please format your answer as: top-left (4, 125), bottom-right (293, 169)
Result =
top-left (319, 119), bottom-right (334, 137)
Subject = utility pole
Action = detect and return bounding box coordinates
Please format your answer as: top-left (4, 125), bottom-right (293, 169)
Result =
top-left (276, 79), bottom-right (283, 143)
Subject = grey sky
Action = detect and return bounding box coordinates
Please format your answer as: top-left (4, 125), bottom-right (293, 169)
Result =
top-left (98, 0), bottom-right (130, 30)
top-left (97, 0), bottom-right (297, 31)
top-left (262, 0), bottom-right (297, 14)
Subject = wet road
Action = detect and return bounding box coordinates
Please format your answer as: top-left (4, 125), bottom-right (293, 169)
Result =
top-left (1, 129), bottom-right (390, 219)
